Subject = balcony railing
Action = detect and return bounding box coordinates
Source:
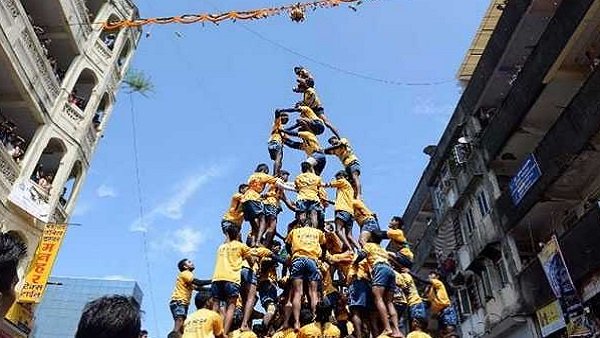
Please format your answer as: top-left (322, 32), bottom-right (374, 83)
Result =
top-left (0, 144), bottom-right (20, 200)
top-left (60, 0), bottom-right (92, 46)
top-left (62, 102), bottom-right (85, 124)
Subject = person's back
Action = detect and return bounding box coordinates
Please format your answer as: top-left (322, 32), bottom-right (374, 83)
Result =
top-left (321, 322), bottom-right (340, 338)
top-left (183, 308), bottom-right (224, 338)
top-left (407, 331), bottom-right (432, 338)
top-left (294, 172), bottom-right (321, 202)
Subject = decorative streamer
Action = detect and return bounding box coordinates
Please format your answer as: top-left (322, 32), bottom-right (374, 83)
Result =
top-left (101, 0), bottom-right (363, 30)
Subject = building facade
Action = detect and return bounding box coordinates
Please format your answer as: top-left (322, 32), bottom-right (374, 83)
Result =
top-left (402, 0), bottom-right (600, 337)
top-left (31, 276), bottom-right (143, 338)
top-left (0, 0), bottom-right (140, 336)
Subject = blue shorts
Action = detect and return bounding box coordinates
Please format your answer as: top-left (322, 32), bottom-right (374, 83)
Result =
top-left (241, 267), bottom-right (257, 285)
top-left (314, 107), bottom-right (325, 116)
top-left (372, 263), bottom-right (396, 289)
top-left (409, 302), bottom-right (427, 321)
top-left (309, 119), bottom-right (325, 135)
top-left (335, 210), bottom-right (353, 230)
top-left (324, 291), bottom-right (339, 309)
top-left (311, 152), bottom-right (326, 175)
top-left (264, 204), bottom-right (280, 218)
top-left (395, 303), bottom-right (407, 329)
top-left (258, 281), bottom-right (278, 308)
top-left (169, 301), bottom-right (189, 320)
top-left (211, 281), bottom-right (240, 301)
top-left (243, 200), bottom-right (264, 221)
top-left (349, 279), bottom-right (371, 309)
top-left (290, 257), bottom-right (321, 282)
top-left (345, 161), bottom-right (361, 176)
top-left (268, 140), bottom-right (283, 160)
top-left (438, 305), bottom-right (458, 327)
top-left (221, 220), bottom-right (240, 234)
top-left (361, 217), bottom-right (381, 233)
top-left (296, 200), bottom-right (320, 213)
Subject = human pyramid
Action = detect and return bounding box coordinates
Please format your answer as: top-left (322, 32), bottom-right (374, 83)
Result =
top-left (168, 68), bottom-right (459, 338)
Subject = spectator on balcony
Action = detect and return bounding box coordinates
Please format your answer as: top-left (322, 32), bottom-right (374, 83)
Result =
top-left (93, 112), bottom-right (102, 131)
top-left (69, 90), bottom-right (86, 110)
top-left (38, 174), bottom-right (53, 195)
top-left (59, 188), bottom-right (68, 206)
top-left (7, 137), bottom-right (25, 164)
top-left (0, 232), bottom-right (27, 317)
top-left (104, 34), bottom-right (117, 50)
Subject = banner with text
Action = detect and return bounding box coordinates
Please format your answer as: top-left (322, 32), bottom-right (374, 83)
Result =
top-left (18, 223), bottom-right (67, 303)
top-left (8, 179), bottom-right (52, 222)
top-left (538, 235), bottom-right (597, 337)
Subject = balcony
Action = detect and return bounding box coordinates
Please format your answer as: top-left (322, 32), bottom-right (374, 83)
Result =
top-left (0, 145), bottom-right (20, 198)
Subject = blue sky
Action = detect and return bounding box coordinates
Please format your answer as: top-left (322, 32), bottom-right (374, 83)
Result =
top-left (52, 0), bottom-right (488, 335)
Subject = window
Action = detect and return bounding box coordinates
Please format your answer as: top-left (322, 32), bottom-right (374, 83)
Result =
top-left (495, 258), bottom-right (509, 287)
top-left (467, 279), bottom-right (481, 310)
top-left (480, 264), bottom-right (494, 300)
top-left (457, 288), bottom-right (472, 318)
top-left (464, 206), bottom-right (475, 234)
top-left (453, 217), bottom-right (464, 247)
top-left (477, 190), bottom-right (490, 216)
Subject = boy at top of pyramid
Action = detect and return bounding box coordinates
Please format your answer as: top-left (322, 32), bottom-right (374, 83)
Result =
top-left (293, 73), bottom-right (340, 139)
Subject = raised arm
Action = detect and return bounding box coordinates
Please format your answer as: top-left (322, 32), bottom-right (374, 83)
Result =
top-left (323, 143), bottom-right (345, 155)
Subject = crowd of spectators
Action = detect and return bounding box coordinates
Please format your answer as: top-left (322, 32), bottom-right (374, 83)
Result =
top-left (0, 114), bottom-right (26, 164)
top-left (28, 15), bottom-right (66, 81)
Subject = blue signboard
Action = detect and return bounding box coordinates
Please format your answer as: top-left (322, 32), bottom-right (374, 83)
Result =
top-left (509, 154), bottom-right (542, 205)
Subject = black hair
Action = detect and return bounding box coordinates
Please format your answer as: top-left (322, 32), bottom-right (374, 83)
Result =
top-left (279, 170), bottom-right (290, 177)
top-left (294, 66), bottom-right (303, 74)
top-left (140, 330), bottom-right (148, 335)
top-left (255, 163), bottom-right (269, 173)
top-left (0, 232), bottom-right (27, 292)
top-left (305, 78), bottom-right (315, 88)
top-left (315, 302), bottom-right (331, 324)
top-left (301, 162), bottom-right (313, 173)
top-left (391, 216), bottom-right (404, 228)
top-left (335, 170), bottom-right (347, 179)
top-left (271, 240), bottom-right (282, 249)
top-left (226, 225), bottom-right (240, 241)
top-left (194, 288), bottom-right (212, 309)
top-left (299, 308), bottom-right (314, 327)
top-left (253, 323), bottom-right (268, 336)
top-left (177, 259), bottom-right (189, 272)
top-left (412, 317), bottom-right (428, 330)
top-left (238, 184), bottom-right (249, 193)
top-left (328, 136), bottom-right (339, 143)
top-left (75, 295), bottom-right (141, 338)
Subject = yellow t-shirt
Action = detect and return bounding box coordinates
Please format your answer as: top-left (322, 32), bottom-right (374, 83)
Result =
top-left (396, 272), bottom-right (422, 306)
top-left (407, 331), bottom-right (433, 338)
top-left (303, 87), bottom-right (322, 110)
top-left (273, 328), bottom-right (298, 338)
top-left (322, 323), bottom-right (341, 338)
top-left (330, 138), bottom-right (358, 166)
top-left (353, 199), bottom-right (375, 225)
top-left (329, 178), bottom-right (355, 214)
top-left (400, 247), bottom-right (414, 261)
top-left (212, 241), bottom-right (272, 284)
top-left (319, 261), bottom-right (337, 296)
top-left (243, 172), bottom-right (278, 202)
top-left (387, 229), bottom-right (406, 243)
top-left (298, 106), bottom-right (320, 121)
top-left (339, 253), bottom-right (370, 283)
top-left (428, 278), bottom-right (451, 314)
top-left (262, 184), bottom-right (281, 207)
top-left (182, 308), bottom-right (224, 338)
top-left (229, 330), bottom-right (257, 338)
top-left (295, 172), bottom-right (321, 202)
top-left (393, 272), bottom-right (408, 305)
top-left (269, 116), bottom-right (284, 143)
top-left (325, 231), bottom-right (344, 254)
top-left (363, 242), bottom-right (389, 266)
top-left (171, 270), bottom-right (194, 304)
top-left (319, 187), bottom-right (329, 207)
top-left (286, 227), bottom-right (326, 260)
top-left (223, 193), bottom-right (244, 225)
top-left (298, 131), bottom-right (321, 156)
top-left (298, 322), bottom-right (321, 338)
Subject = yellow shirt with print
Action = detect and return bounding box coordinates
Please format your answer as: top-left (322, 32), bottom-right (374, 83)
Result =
top-left (303, 87), bottom-right (322, 110)
top-left (331, 138), bottom-right (358, 166)
top-left (298, 106), bottom-right (320, 121)
top-left (298, 322), bottom-right (321, 338)
top-left (428, 278), bottom-right (451, 314)
top-left (298, 131), bottom-right (321, 156)
top-left (286, 227), bottom-right (326, 260)
top-left (262, 184), bottom-right (281, 207)
top-left (295, 172), bottom-right (321, 202)
top-left (270, 116), bottom-right (284, 143)
top-left (273, 328), bottom-right (297, 338)
top-left (243, 172), bottom-right (278, 202)
top-left (171, 270), bottom-right (194, 304)
top-left (329, 178), bottom-right (354, 215)
top-left (322, 323), bottom-right (341, 338)
top-left (407, 331), bottom-right (433, 338)
top-left (182, 308), bottom-right (224, 338)
top-left (212, 240), bottom-right (272, 284)
top-left (339, 253), bottom-right (370, 284)
top-left (363, 242), bottom-right (389, 267)
top-left (229, 330), bottom-right (257, 338)
top-left (353, 199), bottom-right (375, 225)
top-left (388, 229), bottom-right (414, 261)
top-left (223, 193), bottom-right (244, 225)
top-left (396, 272), bottom-right (422, 306)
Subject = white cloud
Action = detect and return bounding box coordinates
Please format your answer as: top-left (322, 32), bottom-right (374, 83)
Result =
top-left (130, 165), bottom-right (225, 232)
top-left (96, 184), bottom-right (118, 198)
top-left (151, 227), bottom-right (205, 255)
top-left (103, 275), bottom-right (133, 281)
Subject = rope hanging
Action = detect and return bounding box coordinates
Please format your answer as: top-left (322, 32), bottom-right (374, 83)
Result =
top-left (101, 0), bottom-right (364, 30)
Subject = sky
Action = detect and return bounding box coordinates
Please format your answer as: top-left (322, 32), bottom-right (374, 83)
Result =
top-left (51, 0), bottom-right (489, 335)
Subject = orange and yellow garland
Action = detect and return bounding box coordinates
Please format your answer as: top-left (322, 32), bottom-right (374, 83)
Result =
top-left (101, 0), bottom-right (365, 30)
